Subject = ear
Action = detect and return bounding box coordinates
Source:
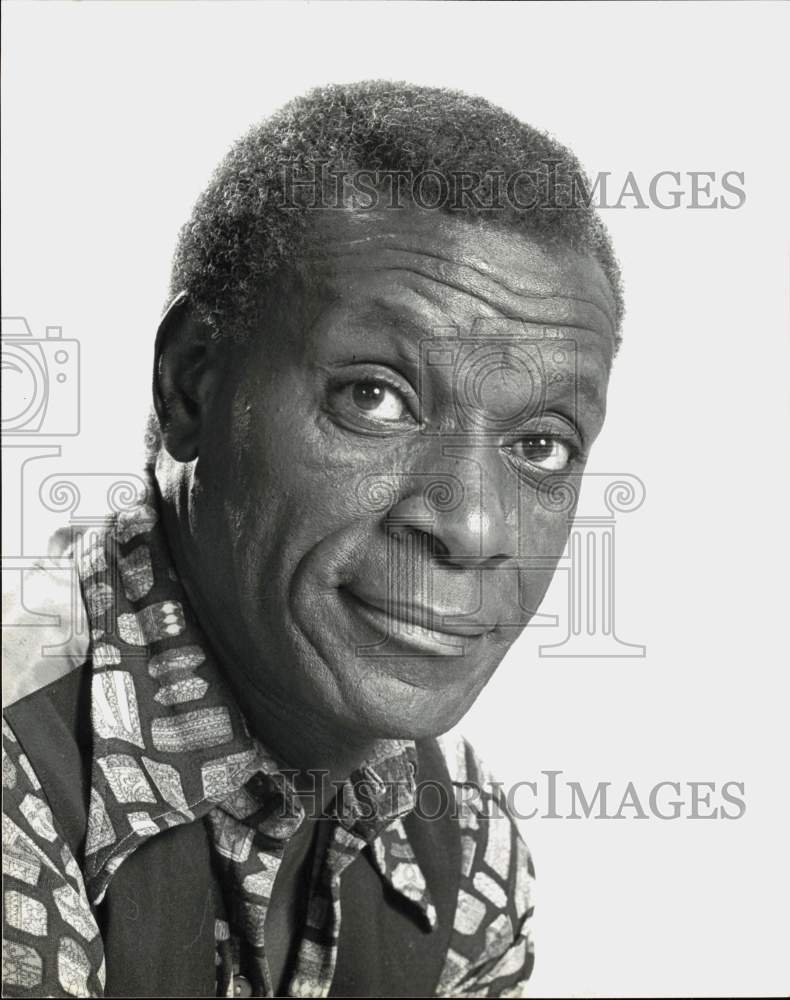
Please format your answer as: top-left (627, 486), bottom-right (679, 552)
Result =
top-left (153, 293), bottom-right (223, 462)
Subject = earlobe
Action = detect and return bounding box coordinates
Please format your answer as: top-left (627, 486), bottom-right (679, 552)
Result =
top-left (153, 293), bottom-right (219, 463)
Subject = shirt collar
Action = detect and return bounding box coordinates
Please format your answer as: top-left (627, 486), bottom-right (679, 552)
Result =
top-left (78, 495), bottom-right (434, 928)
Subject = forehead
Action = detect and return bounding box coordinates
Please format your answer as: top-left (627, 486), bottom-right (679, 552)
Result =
top-left (302, 207), bottom-right (618, 348)
top-left (280, 209), bottom-right (617, 420)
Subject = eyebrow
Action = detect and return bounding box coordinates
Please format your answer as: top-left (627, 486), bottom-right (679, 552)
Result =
top-left (362, 295), bottom-right (443, 340)
top-left (566, 373), bottom-right (607, 415)
top-left (343, 298), bottom-right (439, 374)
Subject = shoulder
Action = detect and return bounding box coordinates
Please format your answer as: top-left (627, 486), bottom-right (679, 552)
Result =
top-left (434, 729), bottom-right (535, 899)
top-left (3, 530), bottom-right (95, 861)
top-left (2, 531), bottom-right (105, 995)
top-left (433, 730), bottom-right (536, 998)
top-left (2, 717), bottom-right (106, 997)
top-left (435, 728), bottom-right (503, 790)
top-left (2, 528), bottom-right (90, 709)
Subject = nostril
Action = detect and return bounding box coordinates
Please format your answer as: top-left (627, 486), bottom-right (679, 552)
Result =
top-left (428, 532), bottom-right (450, 561)
top-left (433, 550), bottom-right (511, 571)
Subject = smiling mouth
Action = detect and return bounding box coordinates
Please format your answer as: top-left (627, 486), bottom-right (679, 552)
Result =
top-left (340, 587), bottom-right (494, 654)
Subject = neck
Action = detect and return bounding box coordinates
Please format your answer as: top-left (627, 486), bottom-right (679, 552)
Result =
top-left (229, 682), bottom-right (382, 815)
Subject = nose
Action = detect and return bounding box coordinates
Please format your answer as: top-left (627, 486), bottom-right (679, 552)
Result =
top-left (386, 445), bottom-right (517, 567)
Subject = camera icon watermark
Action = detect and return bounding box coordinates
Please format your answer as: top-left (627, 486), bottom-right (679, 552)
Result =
top-left (1, 317), bottom-right (80, 436)
top-left (418, 318), bottom-right (577, 438)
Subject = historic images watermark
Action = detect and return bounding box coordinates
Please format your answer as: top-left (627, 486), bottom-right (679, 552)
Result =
top-left (270, 769), bottom-right (748, 824)
top-left (279, 160), bottom-right (747, 212)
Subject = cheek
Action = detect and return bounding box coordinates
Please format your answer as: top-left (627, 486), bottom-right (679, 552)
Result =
top-left (207, 392), bottom-right (370, 592)
top-left (515, 499), bottom-right (573, 608)
top-left (515, 474), bottom-right (575, 548)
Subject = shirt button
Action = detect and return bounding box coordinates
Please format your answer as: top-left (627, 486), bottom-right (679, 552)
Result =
top-left (234, 975), bottom-right (252, 998)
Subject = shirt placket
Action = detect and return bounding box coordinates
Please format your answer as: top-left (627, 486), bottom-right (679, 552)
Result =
top-left (213, 838), bottom-right (286, 997)
top-left (286, 823), bottom-right (367, 998)
top-left (207, 775), bottom-right (300, 999)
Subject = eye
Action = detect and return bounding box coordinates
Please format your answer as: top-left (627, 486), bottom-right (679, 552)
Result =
top-left (327, 376), bottom-right (417, 431)
top-left (511, 436), bottom-right (574, 472)
top-left (350, 380), bottom-right (409, 420)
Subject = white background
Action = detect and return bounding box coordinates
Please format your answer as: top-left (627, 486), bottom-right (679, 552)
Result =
top-left (3, 2), bottom-right (789, 996)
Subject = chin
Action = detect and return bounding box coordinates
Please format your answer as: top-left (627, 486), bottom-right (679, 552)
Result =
top-left (286, 584), bottom-right (510, 741)
top-left (327, 658), bottom-right (495, 743)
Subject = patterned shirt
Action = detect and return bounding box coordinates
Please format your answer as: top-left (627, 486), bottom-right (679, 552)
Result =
top-left (2, 499), bottom-right (535, 997)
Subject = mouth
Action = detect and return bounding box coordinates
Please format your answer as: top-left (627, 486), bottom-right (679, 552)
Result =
top-left (339, 586), bottom-right (495, 655)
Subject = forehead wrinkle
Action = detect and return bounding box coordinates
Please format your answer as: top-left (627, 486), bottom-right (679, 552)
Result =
top-left (362, 263), bottom-right (614, 338)
top-left (374, 275), bottom-right (505, 344)
top-left (375, 241), bottom-right (616, 315)
top-left (319, 232), bottom-right (617, 328)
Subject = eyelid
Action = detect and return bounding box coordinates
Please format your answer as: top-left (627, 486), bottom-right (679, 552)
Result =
top-left (512, 413), bottom-right (586, 455)
top-left (503, 438), bottom-right (578, 479)
top-left (329, 364), bottom-right (419, 417)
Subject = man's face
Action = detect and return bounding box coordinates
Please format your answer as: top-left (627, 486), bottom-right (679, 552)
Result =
top-left (175, 209), bottom-right (617, 741)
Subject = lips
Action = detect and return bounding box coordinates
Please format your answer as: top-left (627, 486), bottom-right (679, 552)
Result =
top-left (341, 587), bottom-right (495, 642)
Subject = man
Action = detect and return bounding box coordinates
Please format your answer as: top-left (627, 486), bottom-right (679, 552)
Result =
top-left (2, 81), bottom-right (621, 997)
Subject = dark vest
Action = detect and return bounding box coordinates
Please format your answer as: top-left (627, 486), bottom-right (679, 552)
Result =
top-left (5, 665), bottom-right (461, 998)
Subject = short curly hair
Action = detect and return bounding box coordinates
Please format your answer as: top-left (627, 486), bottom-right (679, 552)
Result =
top-left (169, 80), bottom-right (622, 331)
top-left (149, 81), bottom-right (623, 465)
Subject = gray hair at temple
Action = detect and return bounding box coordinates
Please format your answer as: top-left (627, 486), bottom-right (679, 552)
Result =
top-left (146, 80), bottom-right (623, 466)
